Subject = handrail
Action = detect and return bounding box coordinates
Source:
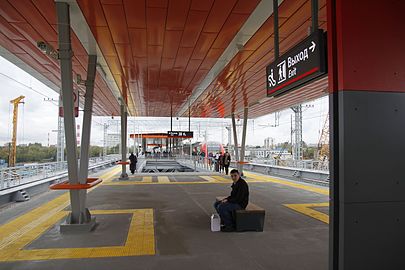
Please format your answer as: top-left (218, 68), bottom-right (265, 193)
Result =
top-left (0, 155), bottom-right (120, 191)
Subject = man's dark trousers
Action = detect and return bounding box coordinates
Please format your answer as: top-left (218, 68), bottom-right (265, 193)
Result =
top-left (214, 201), bottom-right (242, 227)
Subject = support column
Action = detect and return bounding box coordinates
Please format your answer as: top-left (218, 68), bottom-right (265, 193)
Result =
top-left (120, 100), bottom-right (128, 180)
top-left (239, 107), bottom-right (249, 174)
top-left (56, 2), bottom-right (81, 225)
top-left (327, 0), bottom-right (405, 269)
top-left (291, 105), bottom-right (303, 161)
top-left (231, 113), bottom-right (240, 171)
top-left (77, 54), bottom-right (97, 223)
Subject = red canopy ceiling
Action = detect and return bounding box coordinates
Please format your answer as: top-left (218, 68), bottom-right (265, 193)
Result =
top-left (0, 0), bottom-right (328, 118)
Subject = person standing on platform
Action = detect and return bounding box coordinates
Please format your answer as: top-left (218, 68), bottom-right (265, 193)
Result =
top-left (214, 152), bottom-right (220, 172)
top-left (223, 151), bottom-right (231, 175)
top-left (219, 152), bottom-right (224, 173)
top-left (129, 152), bottom-right (137, 174)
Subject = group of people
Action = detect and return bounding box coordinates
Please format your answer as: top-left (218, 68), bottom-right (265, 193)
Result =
top-left (210, 151), bottom-right (231, 175)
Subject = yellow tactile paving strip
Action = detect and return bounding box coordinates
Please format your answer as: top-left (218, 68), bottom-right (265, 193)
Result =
top-left (104, 175), bottom-right (234, 185)
top-left (242, 171), bottom-right (329, 195)
top-left (240, 172), bottom-right (329, 224)
top-left (0, 167), bottom-right (155, 262)
top-left (284, 203), bottom-right (330, 224)
top-left (157, 176), bottom-right (170, 183)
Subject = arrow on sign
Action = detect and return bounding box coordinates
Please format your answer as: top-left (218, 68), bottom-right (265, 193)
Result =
top-left (309, 41), bottom-right (316, 52)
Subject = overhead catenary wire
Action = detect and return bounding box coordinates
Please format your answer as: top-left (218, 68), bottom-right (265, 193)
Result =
top-left (0, 72), bottom-right (58, 106)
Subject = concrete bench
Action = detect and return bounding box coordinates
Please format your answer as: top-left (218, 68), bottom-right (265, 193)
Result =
top-left (216, 197), bottom-right (265, 232)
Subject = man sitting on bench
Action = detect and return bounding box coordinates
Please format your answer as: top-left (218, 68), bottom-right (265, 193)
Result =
top-left (214, 169), bottom-right (249, 232)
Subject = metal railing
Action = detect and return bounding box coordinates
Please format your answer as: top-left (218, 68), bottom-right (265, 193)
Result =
top-left (0, 155), bottom-right (120, 190)
top-left (249, 158), bottom-right (329, 172)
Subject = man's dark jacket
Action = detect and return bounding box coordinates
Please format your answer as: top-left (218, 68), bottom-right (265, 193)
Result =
top-left (227, 178), bottom-right (249, 209)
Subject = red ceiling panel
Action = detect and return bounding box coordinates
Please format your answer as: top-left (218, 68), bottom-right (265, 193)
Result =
top-left (77, 0), bottom-right (107, 27)
top-left (102, 4), bottom-right (130, 44)
top-left (10, 0), bottom-right (57, 42)
top-left (180, 11), bottom-right (209, 47)
top-left (147, 45), bottom-right (163, 67)
top-left (0, 1), bottom-right (25, 23)
top-left (31, 0), bottom-right (57, 26)
top-left (115, 44), bottom-right (133, 68)
top-left (232, 0), bottom-right (261, 14)
top-left (146, 7), bottom-right (166, 46)
top-left (203, 0), bottom-right (237, 33)
top-left (191, 32), bottom-right (217, 60)
top-left (162, 30), bottom-right (182, 58)
top-left (166, 0), bottom-right (190, 30)
top-left (181, 59), bottom-right (202, 88)
top-left (123, 0), bottom-right (146, 28)
top-left (0, 31), bottom-right (25, 54)
top-left (174, 47), bottom-right (193, 69)
top-left (129, 28), bottom-right (147, 58)
top-left (190, 0), bottom-right (214, 11)
top-left (1, 0), bottom-right (328, 118)
top-left (211, 13), bottom-right (248, 49)
top-left (75, 0), bottom-right (259, 116)
top-left (199, 48), bottom-right (223, 70)
top-left (190, 0), bottom-right (328, 118)
top-left (92, 27), bottom-right (117, 56)
top-left (147, 0), bottom-right (168, 8)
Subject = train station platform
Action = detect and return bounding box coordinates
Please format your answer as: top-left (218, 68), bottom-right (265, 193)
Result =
top-left (0, 166), bottom-right (328, 270)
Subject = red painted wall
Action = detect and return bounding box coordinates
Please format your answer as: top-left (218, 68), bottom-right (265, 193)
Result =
top-left (328, 0), bottom-right (405, 93)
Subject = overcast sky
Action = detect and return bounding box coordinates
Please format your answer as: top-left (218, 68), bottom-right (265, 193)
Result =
top-left (0, 56), bottom-right (328, 147)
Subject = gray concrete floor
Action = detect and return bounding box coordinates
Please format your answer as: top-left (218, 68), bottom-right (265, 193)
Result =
top-left (0, 170), bottom-right (329, 270)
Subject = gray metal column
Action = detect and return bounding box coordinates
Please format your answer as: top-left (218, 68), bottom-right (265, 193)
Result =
top-left (56, 2), bottom-right (81, 224)
top-left (239, 107), bottom-right (249, 174)
top-left (291, 105), bottom-right (303, 161)
top-left (78, 55), bottom-right (97, 222)
top-left (120, 100), bottom-right (128, 180)
top-left (231, 113), bottom-right (240, 171)
top-left (79, 54), bottom-right (97, 184)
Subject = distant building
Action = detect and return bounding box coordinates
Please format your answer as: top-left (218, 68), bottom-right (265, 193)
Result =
top-left (264, 137), bottom-right (274, 149)
top-left (106, 133), bottom-right (120, 148)
top-left (245, 147), bottom-right (291, 160)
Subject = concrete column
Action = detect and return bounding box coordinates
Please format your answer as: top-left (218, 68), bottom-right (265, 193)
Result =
top-left (327, 0), bottom-right (405, 269)
top-left (120, 100), bottom-right (128, 180)
top-left (56, 2), bottom-right (81, 224)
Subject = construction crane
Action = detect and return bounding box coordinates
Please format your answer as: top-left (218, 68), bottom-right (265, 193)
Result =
top-left (9, 96), bottom-right (25, 167)
top-left (316, 113), bottom-right (330, 168)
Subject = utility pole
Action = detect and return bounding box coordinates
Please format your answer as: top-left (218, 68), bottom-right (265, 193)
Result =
top-left (290, 105), bottom-right (303, 161)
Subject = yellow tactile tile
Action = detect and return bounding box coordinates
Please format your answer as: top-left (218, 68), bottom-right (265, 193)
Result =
top-left (0, 209), bottom-right (155, 261)
top-left (243, 171), bottom-right (329, 195)
top-left (0, 167), bottom-right (156, 262)
top-left (199, 176), bottom-right (217, 182)
top-left (142, 176), bottom-right (153, 183)
top-left (284, 202), bottom-right (329, 224)
top-left (157, 176), bottom-right (170, 183)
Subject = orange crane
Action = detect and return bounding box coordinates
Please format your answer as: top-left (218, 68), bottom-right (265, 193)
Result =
top-left (9, 96), bottom-right (25, 167)
top-left (316, 113), bottom-right (329, 168)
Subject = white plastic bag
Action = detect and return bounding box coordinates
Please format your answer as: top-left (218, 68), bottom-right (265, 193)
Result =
top-left (211, 213), bottom-right (221, 232)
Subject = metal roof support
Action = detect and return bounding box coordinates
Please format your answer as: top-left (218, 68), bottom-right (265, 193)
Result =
top-left (273, 0), bottom-right (279, 59)
top-left (311, 0), bottom-right (319, 33)
top-left (239, 107), bottom-right (249, 175)
top-left (56, 2), bottom-right (95, 231)
top-left (119, 99), bottom-right (129, 180)
top-left (231, 113), bottom-right (240, 172)
top-left (78, 54), bottom-right (97, 219)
